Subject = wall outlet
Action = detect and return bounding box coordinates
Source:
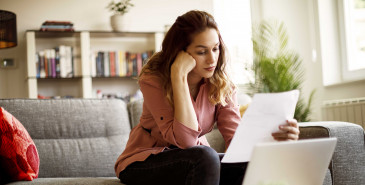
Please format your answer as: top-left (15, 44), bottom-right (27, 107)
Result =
top-left (0, 58), bottom-right (17, 69)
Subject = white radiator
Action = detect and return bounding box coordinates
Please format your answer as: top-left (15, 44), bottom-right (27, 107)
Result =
top-left (322, 97), bottom-right (365, 128)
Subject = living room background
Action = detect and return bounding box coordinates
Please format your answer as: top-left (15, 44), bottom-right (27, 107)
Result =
top-left (0, 0), bottom-right (251, 96)
top-left (1, 0), bottom-right (365, 122)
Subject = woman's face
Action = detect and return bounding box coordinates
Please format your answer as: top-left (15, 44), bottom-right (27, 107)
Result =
top-left (186, 28), bottom-right (220, 80)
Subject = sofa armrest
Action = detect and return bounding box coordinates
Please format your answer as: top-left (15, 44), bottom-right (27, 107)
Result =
top-left (299, 121), bottom-right (365, 185)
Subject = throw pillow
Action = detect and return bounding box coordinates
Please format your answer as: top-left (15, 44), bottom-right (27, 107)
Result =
top-left (0, 107), bottom-right (39, 183)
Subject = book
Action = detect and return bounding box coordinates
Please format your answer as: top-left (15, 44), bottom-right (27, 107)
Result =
top-left (70, 47), bottom-right (74, 77)
top-left (38, 51), bottom-right (46, 78)
top-left (104, 51), bottom-right (110, 77)
top-left (109, 51), bottom-right (116, 77)
top-left (55, 47), bottom-right (60, 77)
top-left (73, 47), bottom-right (81, 77)
top-left (42, 21), bottom-right (73, 26)
top-left (59, 45), bottom-right (67, 78)
top-left (96, 52), bottom-right (102, 77)
top-left (41, 25), bottom-right (73, 29)
top-left (40, 21), bottom-right (74, 32)
top-left (47, 49), bottom-right (52, 77)
top-left (114, 51), bottom-right (119, 76)
top-left (66, 46), bottom-right (73, 77)
top-left (44, 50), bottom-right (48, 78)
top-left (40, 28), bottom-right (75, 32)
top-left (119, 51), bottom-right (126, 76)
top-left (129, 53), bottom-right (137, 76)
top-left (35, 53), bottom-right (40, 78)
top-left (126, 52), bottom-right (132, 76)
top-left (50, 49), bottom-right (56, 78)
top-left (89, 49), bottom-right (154, 77)
top-left (97, 52), bottom-right (105, 77)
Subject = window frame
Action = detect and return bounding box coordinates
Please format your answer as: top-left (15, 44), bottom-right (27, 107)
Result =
top-left (337, 0), bottom-right (365, 81)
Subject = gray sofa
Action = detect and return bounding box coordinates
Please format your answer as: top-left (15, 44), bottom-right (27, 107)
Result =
top-left (0, 99), bottom-right (364, 185)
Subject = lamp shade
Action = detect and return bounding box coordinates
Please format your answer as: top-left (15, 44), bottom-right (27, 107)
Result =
top-left (0, 10), bottom-right (17, 49)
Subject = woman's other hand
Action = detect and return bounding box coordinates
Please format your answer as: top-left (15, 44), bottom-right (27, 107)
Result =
top-left (171, 51), bottom-right (196, 78)
top-left (271, 119), bottom-right (300, 141)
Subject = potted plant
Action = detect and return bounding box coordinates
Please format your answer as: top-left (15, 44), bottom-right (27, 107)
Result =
top-left (248, 20), bottom-right (315, 122)
top-left (106, 0), bottom-right (134, 31)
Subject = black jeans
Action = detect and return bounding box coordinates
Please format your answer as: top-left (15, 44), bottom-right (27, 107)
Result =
top-left (119, 145), bottom-right (248, 185)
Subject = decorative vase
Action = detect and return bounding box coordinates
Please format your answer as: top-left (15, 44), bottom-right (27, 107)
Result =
top-left (110, 14), bottom-right (129, 32)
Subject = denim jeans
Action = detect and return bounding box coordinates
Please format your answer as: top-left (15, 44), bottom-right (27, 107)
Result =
top-left (119, 145), bottom-right (248, 185)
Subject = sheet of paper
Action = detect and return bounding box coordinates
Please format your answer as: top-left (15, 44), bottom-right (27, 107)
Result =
top-left (221, 90), bottom-right (299, 163)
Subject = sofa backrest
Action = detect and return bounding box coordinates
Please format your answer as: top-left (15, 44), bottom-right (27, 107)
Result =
top-left (0, 99), bottom-right (131, 177)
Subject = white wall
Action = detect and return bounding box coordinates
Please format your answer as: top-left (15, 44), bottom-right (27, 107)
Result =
top-left (251, 0), bottom-right (365, 121)
top-left (0, 0), bottom-right (214, 98)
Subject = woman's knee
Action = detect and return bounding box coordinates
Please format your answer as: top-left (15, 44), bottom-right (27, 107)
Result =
top-left (188, 145), bottom-right (220, 167)
top-left (185, 146), bottom-right (220, 185)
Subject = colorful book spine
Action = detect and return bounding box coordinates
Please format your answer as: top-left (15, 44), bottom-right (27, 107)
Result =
top-left (38, 51), bottom-right (46, 78)
top-left (55, 47), bottom-right (60, 78)
top-left (35, 45), bottom-right (76, 78)
top-left (109, 51), bottom-right (116, 77)
top-left (35, 54), bottom-right (40, 78)
top-left (50, 49), bottom-right (56, 78)
top-left (89, 50), bottom-right (154, 77)
top-left (114, 51), bottom-right (119, 77)
top-left (119, 51), bottom-right (126, 76)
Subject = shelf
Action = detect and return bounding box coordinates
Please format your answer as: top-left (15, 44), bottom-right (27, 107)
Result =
top-left (35, 76), bottom-right (83, 80)
top-left (26, 30), bottom-right (81, 38)
top-left (92, 76), bottom-right (138, 79)
top-left (26, 30), bottom-right (163, 99)
top-left (89, 31), bottom-right (159, 38)
top-left (26, 30), bottom-right (162, 38)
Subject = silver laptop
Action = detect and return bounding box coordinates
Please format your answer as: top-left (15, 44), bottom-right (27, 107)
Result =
top-left (242, 138), bottom-right (337, 185)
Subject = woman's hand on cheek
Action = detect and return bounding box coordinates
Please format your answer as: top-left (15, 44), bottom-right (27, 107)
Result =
top-left (271, 119), bottom-right (300, 141)
top-left (171, 51), bottom-right (196, 77)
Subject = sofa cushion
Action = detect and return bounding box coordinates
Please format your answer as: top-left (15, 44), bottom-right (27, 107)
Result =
top-left (0, 107), bottom-right (39, 183)
top-left (127, 99), bottom-right (143, 128)
top-left (0, 99), bottom-right (131, 178)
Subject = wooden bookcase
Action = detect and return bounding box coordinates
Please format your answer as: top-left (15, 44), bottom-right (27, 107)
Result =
top-left (26, 30), bottom-right (163, 98)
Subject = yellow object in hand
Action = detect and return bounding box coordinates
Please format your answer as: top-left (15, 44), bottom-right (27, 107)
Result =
top-left (239, 104), bottom-right (249, 118)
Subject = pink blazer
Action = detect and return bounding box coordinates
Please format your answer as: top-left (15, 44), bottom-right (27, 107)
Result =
top-left (114, 74), bottom-right (241, 177)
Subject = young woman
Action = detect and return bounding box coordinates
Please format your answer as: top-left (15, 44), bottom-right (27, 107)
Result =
top-left (114, 10), bottom-right (300, 185)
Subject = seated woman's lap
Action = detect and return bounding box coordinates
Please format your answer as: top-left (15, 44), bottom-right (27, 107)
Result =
top-left (119, 146), bottom-right (247, 185)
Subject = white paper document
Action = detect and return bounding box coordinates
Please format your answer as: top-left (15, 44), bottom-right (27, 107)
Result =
top-left (221, 90), bottom-right (299, 163)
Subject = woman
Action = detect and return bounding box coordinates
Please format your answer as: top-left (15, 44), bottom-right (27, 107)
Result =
top-left (114, 10), bottom-right (300, 185)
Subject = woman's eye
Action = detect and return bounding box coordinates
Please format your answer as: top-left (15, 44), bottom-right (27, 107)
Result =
top-left (213, 47), bottom-right (219, 52)
top-left (197, 51), bottom-right (206, 55)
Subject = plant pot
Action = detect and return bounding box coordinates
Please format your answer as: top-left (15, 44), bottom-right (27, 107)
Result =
top-left (110, 14), bottom-right (129, 32)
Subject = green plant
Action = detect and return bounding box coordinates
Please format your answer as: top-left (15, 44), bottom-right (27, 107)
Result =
top-left (248, 20), bottom-right (315, 122)
top-left (106, 0), bottom-right (134, 15)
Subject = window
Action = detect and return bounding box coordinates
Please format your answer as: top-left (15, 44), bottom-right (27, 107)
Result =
top-left (213, 0), bottom-right (253, 85)
top-left (338, 0), bottom-right (365, 81)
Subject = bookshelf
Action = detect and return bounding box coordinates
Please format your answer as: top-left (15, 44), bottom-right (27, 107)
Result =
top-left (26, 30), bottom-right (163, 99)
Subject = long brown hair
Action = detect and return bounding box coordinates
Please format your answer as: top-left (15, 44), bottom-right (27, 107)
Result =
top-left (140, 10), bottom-right (235, 106)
